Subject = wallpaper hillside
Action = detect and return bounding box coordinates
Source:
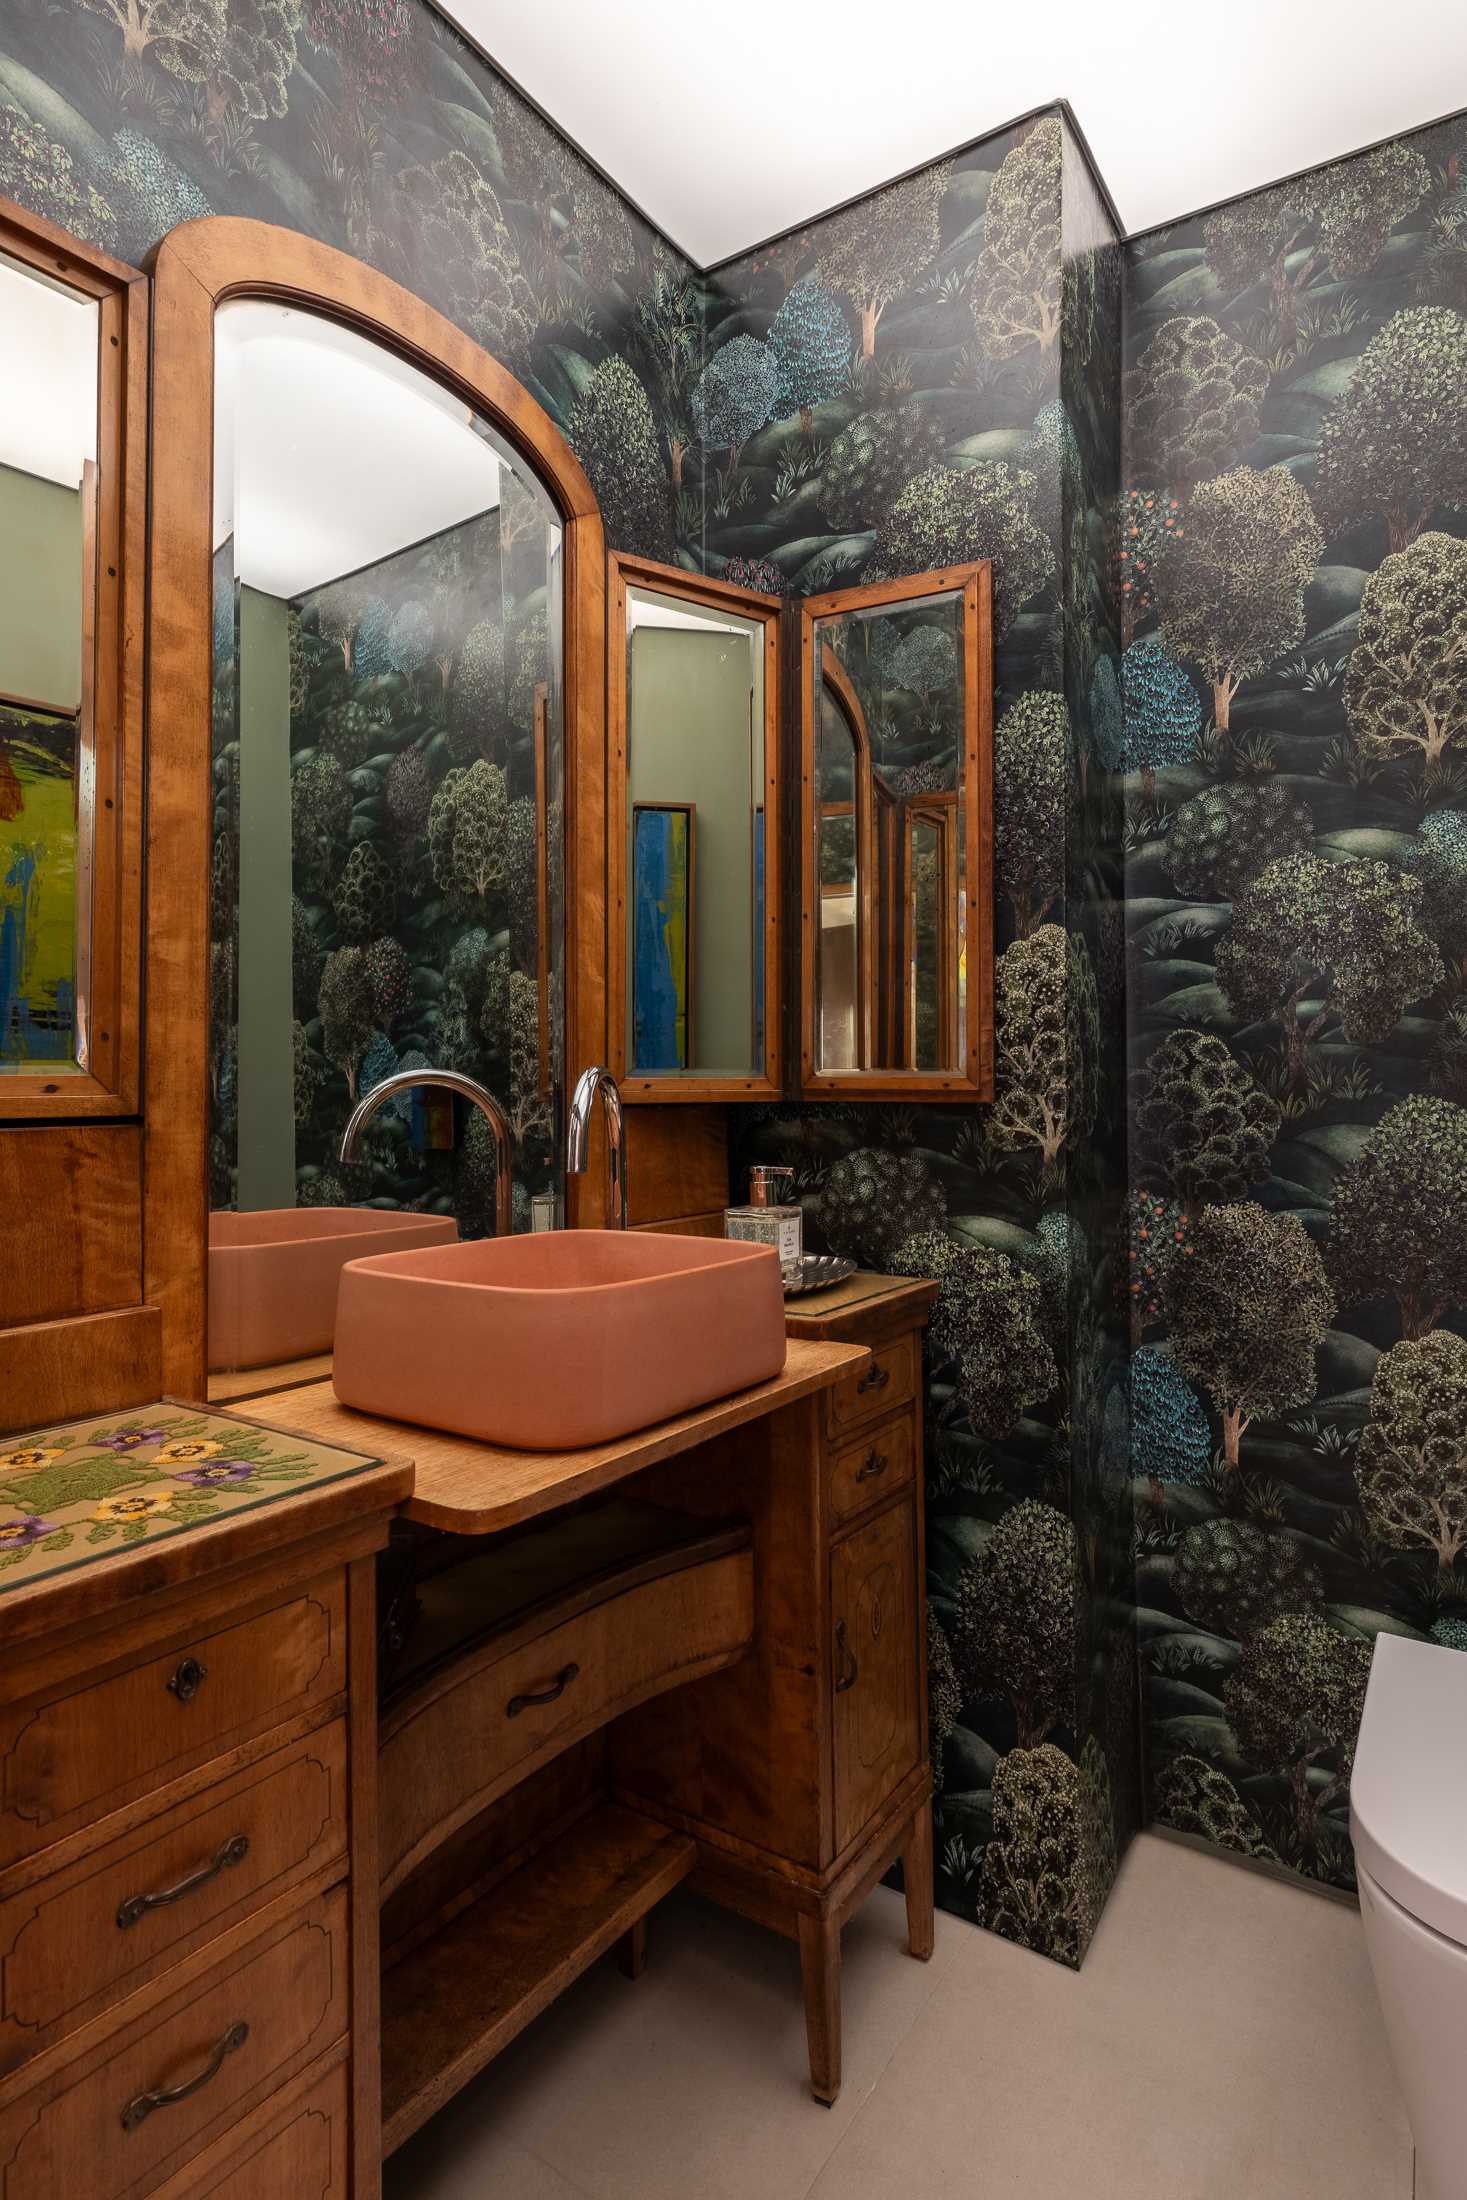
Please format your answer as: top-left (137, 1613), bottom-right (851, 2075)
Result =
top-left (1122, 113), bottom-right (1467, 1893)
top-left (713, 115), bottom-right (1135, 1963)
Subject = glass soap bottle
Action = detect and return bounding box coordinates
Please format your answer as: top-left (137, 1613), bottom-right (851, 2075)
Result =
top-left (725, 1165), bottom-right (803, 1285)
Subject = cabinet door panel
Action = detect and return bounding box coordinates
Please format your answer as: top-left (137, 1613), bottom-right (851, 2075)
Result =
top-left (830, 1501), bottom-right (919, 1857)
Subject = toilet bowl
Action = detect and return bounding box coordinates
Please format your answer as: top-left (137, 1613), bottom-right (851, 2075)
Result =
top-left (1351, 1632), bottom-right (1467, 2200)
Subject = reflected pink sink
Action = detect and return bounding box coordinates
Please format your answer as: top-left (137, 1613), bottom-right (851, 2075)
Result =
top-left (332, 1230), bottom-right (788, 1450)
top-left (208, 1208), bottom-right (460, 1372)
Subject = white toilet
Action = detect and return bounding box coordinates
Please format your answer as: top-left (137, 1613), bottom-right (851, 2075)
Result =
top-left (1351, 1632), bottom-right (1467, 2200)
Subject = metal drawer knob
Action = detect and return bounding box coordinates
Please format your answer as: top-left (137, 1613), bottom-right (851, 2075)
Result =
top-left (856, 1361), bottom-right (891, 1396)
top-left (854, 1448), bottom-right (889, 1483)
top-left (166, 1656), bottom-right (208, 1703)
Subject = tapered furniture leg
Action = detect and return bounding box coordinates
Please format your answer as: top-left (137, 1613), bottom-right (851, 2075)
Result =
top-left (617, 1917), bottom-right (648, 1979)
top-left (798, 1910), bottom-right (842, 2105)
top-left (903, 1797), bottom-right (935, 1961)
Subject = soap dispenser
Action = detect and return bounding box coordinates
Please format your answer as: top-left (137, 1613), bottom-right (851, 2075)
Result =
top-left (725, 1165), bottom-right (803, 1284)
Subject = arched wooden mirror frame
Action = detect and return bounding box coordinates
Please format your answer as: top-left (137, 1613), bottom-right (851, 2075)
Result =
top-left (146, 218), bottom-right (608, 1397)
top-left (799, 562), bottom-right (994, 1100)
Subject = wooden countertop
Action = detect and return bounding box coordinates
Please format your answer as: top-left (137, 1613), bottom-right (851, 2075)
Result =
top-left (251, 1336), bottom-right (867, 1536)
top-left (782, 1271), bottom-right (939, 1341)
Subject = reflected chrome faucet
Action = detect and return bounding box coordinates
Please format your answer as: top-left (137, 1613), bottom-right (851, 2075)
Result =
top-left (566, 1065), bottom-right (627, 1229)
top-left (339, 1068), bottom-right (513, 1237)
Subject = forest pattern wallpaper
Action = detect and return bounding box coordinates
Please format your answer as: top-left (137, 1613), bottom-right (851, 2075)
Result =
top-left (211, 495), bottom-right (559, 1227)
top-left (0, 0), bottom-right (700, 560)
top-left (5, 0), bottom-right (1464, 1953)
top-left (713, 113), bottom-right (1135, 1965)
top-left (1122, 113), bottom-right (1467, 1895)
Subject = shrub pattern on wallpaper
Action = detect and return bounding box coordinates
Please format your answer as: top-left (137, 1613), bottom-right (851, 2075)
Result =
top-left (716, 115), bottom-right (1132, 1966)
top-left (210, 506), bottom-right (558, 1227)
top-left (0, 0), bottom-right (700, 564)
top-left (1124, 115), bottom-right (1467, 1892)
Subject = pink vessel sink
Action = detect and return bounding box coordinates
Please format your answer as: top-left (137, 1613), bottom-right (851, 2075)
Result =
top-left (332, 1230), bottom-right (788, 1451)
top-left (208, 1208), bottom-right (460, 1372)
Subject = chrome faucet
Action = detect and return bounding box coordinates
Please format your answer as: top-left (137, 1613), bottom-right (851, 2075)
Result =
top-left (339, 1068), bottom-right (513, 1237)
top-left (566, 1065), bottom-right (627, 1229)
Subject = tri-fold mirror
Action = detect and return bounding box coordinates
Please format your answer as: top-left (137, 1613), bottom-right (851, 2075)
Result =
top-left (800, 566), bottom-right (993, 1099)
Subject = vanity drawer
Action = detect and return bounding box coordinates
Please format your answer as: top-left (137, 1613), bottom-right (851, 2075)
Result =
top-left (0, 1888), bottom-right (347, 2200)
top-left (153, 2059), bottom-right (348, 2200)
top-left (0, 1577), bottom-right (345, 1869)
top-left (380, 1541), bottom-right (753, 1894)
top-left (0, 1725), bottom-right (347, 2080)
top-left (828, 1416), bottom-right (915, 1527)
top-left (825, 1334), bottom-right (918, 1440)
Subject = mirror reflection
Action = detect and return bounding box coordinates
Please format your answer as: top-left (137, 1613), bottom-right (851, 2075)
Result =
top-left (0, 250), bottom-right (99, 1077)
top-left (811, 586), bottom-right (967, 1077)
top-left (209, 302), bottom-right (564, 1269)
top-left (624, 584), bottom-right (765, 1079)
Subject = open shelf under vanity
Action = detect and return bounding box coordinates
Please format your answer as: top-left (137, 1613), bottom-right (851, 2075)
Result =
top-left (374, 1493), bottom-right (756, 2153)
top-left (381, 1800), bottom-right (695, 2153)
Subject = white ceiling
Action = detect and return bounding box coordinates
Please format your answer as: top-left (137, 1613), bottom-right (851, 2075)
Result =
top-left (457, 0), bottom-right (1467, 262)
top-left (0, 253), bottom-right (96, 488)
top-left (214, 301), bottom-right (500, 600)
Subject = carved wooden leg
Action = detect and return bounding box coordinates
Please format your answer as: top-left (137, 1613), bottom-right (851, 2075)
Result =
top-left (617, 1917), bottom-right (648, 1980)
top-left (797, 1910), bottom-right (842, 2106)
top-left (902, 1797), bottom-right (935, 1962)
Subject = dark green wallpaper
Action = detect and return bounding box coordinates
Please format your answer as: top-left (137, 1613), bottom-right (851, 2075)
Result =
top-left (708, 113), bottom-right (1134, 1965)
top-left (1123, 114), bottom-right (1467, 1893)
top-left (211, 503), bottom-right (560, 1228)
top-left (5, 0), bottom-right (1464, 1958)
top-left (0, 0), bottom-right (702, 562)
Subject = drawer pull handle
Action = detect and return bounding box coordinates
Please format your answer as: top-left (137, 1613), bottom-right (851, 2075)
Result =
top-left (507, 1662), bottom-right (579, 1719)
top-left (855, 1448), bottom-right (889, 1483)
top-left (856, 1362), bottom-right (891, 1396)
top-left (120, 2020), bottom-right (248, 2131)
top-left (834, 1621), bottom-right (859, 1694)
top-left (166, 1656), bottom-right (208, 1704)
top-left (117, 1834), bottom-right (250, 1931)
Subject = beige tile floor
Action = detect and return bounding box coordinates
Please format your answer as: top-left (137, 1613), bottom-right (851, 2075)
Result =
top-left (384, 1831), bottom-right (1414, 2200)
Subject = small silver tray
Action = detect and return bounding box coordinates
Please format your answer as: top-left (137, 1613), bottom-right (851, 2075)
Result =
top-left (784, 1255), bottom-right (857, 1298)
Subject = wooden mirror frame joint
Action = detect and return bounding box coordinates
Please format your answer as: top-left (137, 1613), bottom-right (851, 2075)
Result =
top-left (606, 552), bottom-right (782, 1104)
top-left (799, 563), bottom-right (993, 1101)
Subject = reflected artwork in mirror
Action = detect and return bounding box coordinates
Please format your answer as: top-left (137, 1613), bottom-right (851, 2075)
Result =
top-left (0, 248), bottom-right (96, 1081)
top-left (608, 555), bottom-right (781, 1101)
top-left (802, 565), bottom-right (993, 1099)
top-left (209, 300), bottom-right (565, 1269)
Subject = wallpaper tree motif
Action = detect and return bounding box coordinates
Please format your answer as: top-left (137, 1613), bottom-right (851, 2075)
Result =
top-left (1125, 111), bottom-right (1467, 1894)
top-left (210, 506), bottom-right (558, 1230)
top-left (0, 0), bottom-right (698, 567)
top-left (713, 113), bottom-right (1132, 1965)
top-left (6, 0), bottom-right (1462, 1949)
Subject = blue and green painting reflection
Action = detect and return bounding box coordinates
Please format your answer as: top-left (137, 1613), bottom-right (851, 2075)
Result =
top-left (631, 800), bottom-right (693, 1071)
top-left (0, 705), bottom-right (78, 1072)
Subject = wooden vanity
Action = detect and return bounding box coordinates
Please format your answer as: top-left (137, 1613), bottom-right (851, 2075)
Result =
top-left (0, 1421), bottom-right (409, 2199)
top-left (253, 1299), bottom-right (937, 2132)
top-left (0, 1281), bottom-right (934, 2194)
top-left (0, 191), bottom-right (952, 2197)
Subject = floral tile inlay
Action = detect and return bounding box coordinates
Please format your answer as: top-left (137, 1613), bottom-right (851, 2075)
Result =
top-left (0, 1403), bottom-right (386, 1595)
